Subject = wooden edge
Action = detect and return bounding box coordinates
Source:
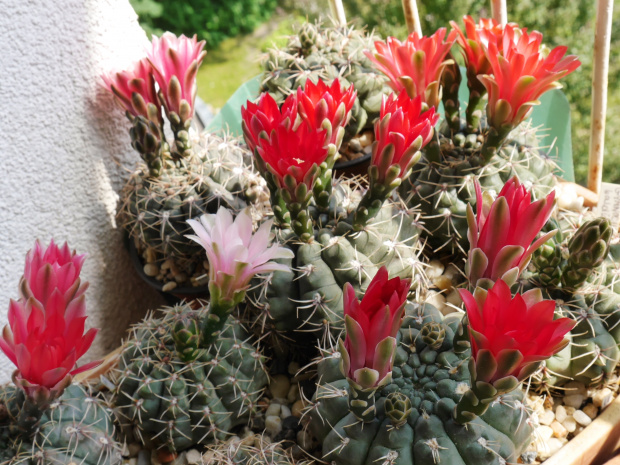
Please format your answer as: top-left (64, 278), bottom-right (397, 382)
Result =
top-left (557, 180), bottom-right (600, 208)
top-left (74, 346), bottom-right (123, 383)
top-left (542, 395), bottom-right (620, 465)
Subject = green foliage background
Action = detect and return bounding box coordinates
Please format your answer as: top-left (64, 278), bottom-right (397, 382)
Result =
top-left (130, 0), bottom-right (620, 185)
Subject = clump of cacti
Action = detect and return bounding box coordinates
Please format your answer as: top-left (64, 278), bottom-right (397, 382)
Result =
top-left (202, 435), bottom-right (297, 465)
top-left (260, 20), bottom-right (390, 159)
top-left (104, 33), bottom-right (261, 291)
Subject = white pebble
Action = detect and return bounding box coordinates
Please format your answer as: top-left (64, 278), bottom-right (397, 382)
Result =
top-left (279, 405), bottom-right (292, 419)
top-left (592, 388), bottom-right (613, 409)
top-left (563, 394), bottom-right (584, 409)
top-left (162, 281), bottom-right (177, 292)
top-left (266, 403), bottom-right (281, 417)
top-left (539, 409), bottom-right (555, 426)
top-left (555, 405), bottom-right (567, 423)
top-left (185, 449), bottom-right (202, 464)
top-left (143, 263), bottom-right (159, 277)
top-left (269, 375), bottom-right (290, 399)
top-left (550, 420), bottom-right (568, 438)
top-left (573, 410), bottom-right (592, 426)
top-left (547, 438), bottom-right (564, 456)
top-left (265, 415), bottom-right (282, 437)
top-left (562, 417), bottom-right (577, 433)
top-left (425, 291), bottom-right (446, 310)
top-left (537, 425), bottom-right (553, 441)
top-left (583, 403), bottom-right (598, 419)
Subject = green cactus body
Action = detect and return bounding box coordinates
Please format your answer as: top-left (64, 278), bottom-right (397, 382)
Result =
top-left (113, 303), bottom-right (269, 453)
top-left (529, 216), bottom-right (620, 388)
top-left (308, 303), bottom-right (533, 465)
top-left (6, 385), bottom-right (122, 465)
top-left (260, 21), bottom-right (389, 145)
top-left (118, 133), bottom-right (258, 288)
top-left (250, 180), bottom-right (421, 338)
top-left (402, 127), bottom-right (557, 257)
top-left (202, 435), bottom-right (295, 464)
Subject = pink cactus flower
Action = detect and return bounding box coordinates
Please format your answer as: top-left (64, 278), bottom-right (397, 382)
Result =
top-left (466, 177), bottom-right (556, 286)
top-left (297, 78), bottom-right (356, 146)
top-left (478, 24), bottom-right (580, 129)
top-left (372, 90), bottom-right (438, 183)
top-left (147, 32), bottom-right (206, 124)
top-left (187, 207), bottom-right (294, 304)
top-left (0, 241), bottom-right (99, 404)
top-left (340, 267), bottom-right (410, 389)
top-left (366, 28), bottom-right (457, 109)
top-left (102, 58), bottom-right (160, 120)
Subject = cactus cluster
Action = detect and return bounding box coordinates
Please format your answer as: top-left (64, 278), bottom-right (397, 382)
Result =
top-left (113, 302), bottom-right (269, 452)
top-left (307, 303), bottom-right (534, 465)
top-left (118, 132), bottom-right (260, 290)
top-left (260, 21), bottom-right (389, 149)
top-left (202, 435), bottom-right (297, 465)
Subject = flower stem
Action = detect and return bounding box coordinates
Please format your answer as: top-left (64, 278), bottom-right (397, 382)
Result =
top-left (480, 125), bottom-right (512, 164)
top-left (465, 91), bottom-right (485, 132)
top-left (347, 382), bottom-right (378, 423)
top-left (453, 388), bottom-right (491, 424)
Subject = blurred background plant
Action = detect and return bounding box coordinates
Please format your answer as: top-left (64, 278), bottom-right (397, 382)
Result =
top-left (130, 0), bottom-right (620, 184)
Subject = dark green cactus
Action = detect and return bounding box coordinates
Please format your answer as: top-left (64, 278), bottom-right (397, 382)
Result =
top-left (249, 178), bottom-right (422, 340)
top-left (531, 238), bottom-right (563, 287)
top-left (118, 133), bottom-right (259, 289)
top-left (113, 302), bottom-right (269, 453)
top-left (5, 385), bottom-right (122, 465)
top-left (307, 303), bottom-right (534, 465)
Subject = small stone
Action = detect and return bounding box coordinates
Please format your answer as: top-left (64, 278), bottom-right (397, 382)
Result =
top-left (539, 409), bottom-right (555, 426)
top-left (573, 410), bottom-right (592, 426)
top-left (426, 260), bottom-right (445, 280)
top-left (162, 281), bottom-right (177, 292)
top-left (445, 289), bottom-right (462, 308)
top-left (536, 425), bottom-right (553, 440)
top-left (565, 406), bottom-right (576, 415)
top-left (185, 450), bottom-right (202, 465)
top-left (583, 403), bottom-right (598, 419)
top-left (550, 420), bottom-right (568, 438)
top-left (520, 451), bottom-right (538, 464)
top-left (287, 384), bottom-right (300, 403)
top-left (266, 403), bottom-right (281, 417)
top-left (563, 394), bottom-right (584, 409)
top-left (562, 417), bottom-right (577, 433)
top-left (288, 361), bottom-right (300, 376)
top-left (348, 138), bottom-right (362, 152)
top-left (269, 375), bottom-right (290, 399)
top-left (433, 275), bottom-right (453, 292)
top-left (547, 438), bottom-right (564, 456)
top-left (161, 259), bottom-right (173, 270)
top-left (292, 400), bottom-right (304, 418)
top-left (174, 273), bottom-right (188, 284)
top-left (280, 405), bottom-right (292, 419)
top-left (555, 405), bottom-right (567, 423)
top-left (564, 381), bottom-right (587, 397)
top-left (297, 429), bottom-right (313, 451)
top-left (265, 415), bottom-right (282, 437)
top-left (144, 263), bottom-right (159, 277)
top-left (425, 291), bottom-right (446, 311)
top-left (359, 132), bottom-right (373, 147)
top-left (592, 387), bottom-right (613, 408)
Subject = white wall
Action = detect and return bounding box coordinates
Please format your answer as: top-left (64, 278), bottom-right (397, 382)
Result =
top-left (0, 0), bottom-right (164, 381)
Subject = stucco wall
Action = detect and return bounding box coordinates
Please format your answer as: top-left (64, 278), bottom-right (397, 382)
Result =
top-left (0, 0), bottom-right (165, 381)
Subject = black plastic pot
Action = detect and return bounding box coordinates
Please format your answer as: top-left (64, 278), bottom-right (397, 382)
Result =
top-left (126, 237), bottom-right (209, 305)
top-left (333, 151), bottom-right (371, 178)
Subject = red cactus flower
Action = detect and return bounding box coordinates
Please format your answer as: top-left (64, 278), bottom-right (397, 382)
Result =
top-left (459, 279), bottom-right (574, 384)
top-left (0, 241), bottom-right (99, 404)
top-left (372, 90), bottom-right (439, 183)
top-left (340, 267), bottom-right (410, 389)
top-left (147, 32), bottom-right (206, 123)
top-left (478, 24), bottom-right (580, 129)
top-left (366, 28), bottom-right (456, 109)
top-left (241, 92), bottom-right (298, 155)
top-left (102, 58), bottom-right (160, 120)
top-left (297, 79), bottom-right (356, 146)
top-left (450, 16), bottom-right (505, 95)
top-left (466, 177), bottom-right (556, 286)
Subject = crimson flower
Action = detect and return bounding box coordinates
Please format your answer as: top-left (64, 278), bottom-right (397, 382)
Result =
top-left (459, 279), bottom-right (574, 385)
top-left (450, 16), bottom-right (505, 96)
top-left (340, 267), bottom-right (410, 389)
top-left (0, 241), bottom-right (99, 405)
top-left (478, 24), bottom-right (580, 129)
top-left (366, 28), bottom-right (456, 109)
top-left (147, 32), bottom-right (206, 125)
top-left (102, 58), bottom-right (160, 121)
top-left (466, 177), bottom-right (556, 286)
top-left (297, 79), bottom-right (356, 146)
top-left (241, 92), bottom-right (298, 156)
top-left (372, 90), bottom-right (438, 183)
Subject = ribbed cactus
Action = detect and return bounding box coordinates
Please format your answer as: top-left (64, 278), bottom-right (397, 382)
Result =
top-left (202, 435), bottom-right (296, 465)
top-left (249, 177), bottom-right (422, 339)
top-left (113, 302), bottom-right (269, 453)
top-left (260, 21), bottom-right (389, 146)
top-left (307, 303), bottom-right (534, 465)
top-left (4, 385), bottom-right (122, 465)
top-left (529, 216), bottom-right (620, 388)
top-left (118, 133), bottom-right (260, 289)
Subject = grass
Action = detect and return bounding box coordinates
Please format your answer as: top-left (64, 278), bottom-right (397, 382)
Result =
top-left (196, 13), bottom-right (302, 108)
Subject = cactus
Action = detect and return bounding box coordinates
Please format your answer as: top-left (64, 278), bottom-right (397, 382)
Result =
top-left (202, 435), bottom-right (297, 464)
top-left (260, 21), bottom-right (389, 150)
top-left (528, 216), bottom-right (620, 388)
top-left (113, 302), bottom-right (269, 453)
top-left (118, 132), bottom-right (261, 290)
top-left (3, 384), bottom-right (122, 465)
top-left (249, 177), bottom-right (423, 341)
top-left (307, 303), bottom-right (534, 465)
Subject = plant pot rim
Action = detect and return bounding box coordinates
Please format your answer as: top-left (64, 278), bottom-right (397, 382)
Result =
top-left (126, 236), bottom-right (210, 297)
top-left (334, 151), bottom-right (371, 169)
